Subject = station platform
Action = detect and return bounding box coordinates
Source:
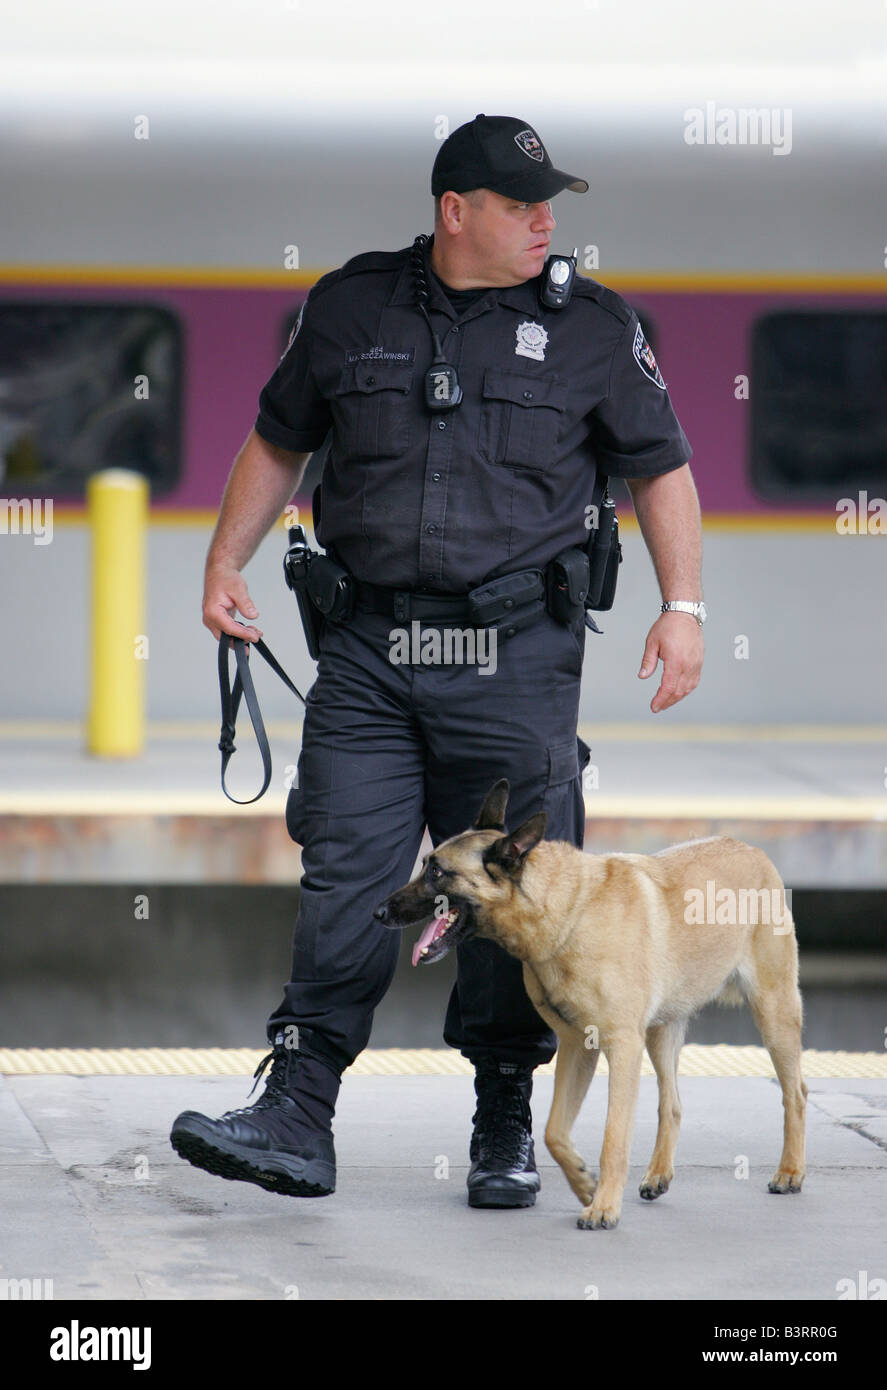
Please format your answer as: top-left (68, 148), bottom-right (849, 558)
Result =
top-left (3, 721), bottom-right (887, 887)
top-left (3, 1048), bottom-right (886, 1301)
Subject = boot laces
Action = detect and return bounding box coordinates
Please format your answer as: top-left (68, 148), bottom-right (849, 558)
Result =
top-left (222, 1045), bottom-right (298, 1118)
top-left (472, 1070), bottom-right (532, 1164)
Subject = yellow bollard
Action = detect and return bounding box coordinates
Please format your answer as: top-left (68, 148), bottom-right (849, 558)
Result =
top-left (87, 468), bottom-right (149, 757)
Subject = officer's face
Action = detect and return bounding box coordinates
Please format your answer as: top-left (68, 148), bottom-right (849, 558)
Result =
top-left (460, 190), bottom-right (557, 285)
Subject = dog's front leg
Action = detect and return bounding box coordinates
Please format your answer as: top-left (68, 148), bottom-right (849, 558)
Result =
top-left (578, 1030), bottom-right (645, 1231)
top-left (545, 1028), bottom-right (601, 1207)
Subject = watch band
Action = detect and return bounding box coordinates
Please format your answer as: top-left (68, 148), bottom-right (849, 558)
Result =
top-left (661, 600), bottom-right (706, 626)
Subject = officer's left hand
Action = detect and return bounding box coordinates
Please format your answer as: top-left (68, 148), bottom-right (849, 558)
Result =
top-left (637, 612), bottom-right (704, 713)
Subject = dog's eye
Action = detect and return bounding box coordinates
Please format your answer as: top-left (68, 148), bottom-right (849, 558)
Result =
top-left (428, 863), bottom-right (443, 880)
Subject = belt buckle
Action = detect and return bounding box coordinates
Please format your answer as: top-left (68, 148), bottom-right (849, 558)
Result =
top-left (392, 590), bottom-right (410, 622)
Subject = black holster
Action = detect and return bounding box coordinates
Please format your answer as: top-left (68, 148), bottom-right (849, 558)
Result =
top-left (283, 526), bottom-right (324, 659)
top-left (283, 526), bottom-right (355, 659)
top-left (585, 486), bottom-right (622, 611)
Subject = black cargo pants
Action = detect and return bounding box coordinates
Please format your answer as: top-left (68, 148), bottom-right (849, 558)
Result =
top-left (268, 603), bottom-right (590, 1076)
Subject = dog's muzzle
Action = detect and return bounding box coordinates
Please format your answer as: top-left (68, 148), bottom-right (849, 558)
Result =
top-left (373, 900), bottom-right (463, 966)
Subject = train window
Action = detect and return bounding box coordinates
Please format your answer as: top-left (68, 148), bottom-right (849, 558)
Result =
top-left (0, 302), bottom-right (182, 497)
top-left (751, 311), bottom-right (887, 498)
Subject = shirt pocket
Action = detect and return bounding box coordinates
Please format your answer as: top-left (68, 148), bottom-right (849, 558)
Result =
top-left (478, 367), bottom-right (568, 470)
top-left (333, 360), bottom-right (414, 460)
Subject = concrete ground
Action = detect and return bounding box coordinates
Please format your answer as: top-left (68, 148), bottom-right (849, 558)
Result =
top-left (4, 1069), bottom-right (886, 1301)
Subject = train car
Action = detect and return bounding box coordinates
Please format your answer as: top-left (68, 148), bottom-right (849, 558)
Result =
top-left (1, 86), bottom-right (885, 722)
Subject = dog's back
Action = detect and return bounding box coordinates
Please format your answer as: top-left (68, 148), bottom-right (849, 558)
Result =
top-left (521, 835), bottom-right (797, 1028)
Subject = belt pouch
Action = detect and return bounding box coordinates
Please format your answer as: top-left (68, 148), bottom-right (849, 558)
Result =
top-left (305, 553), bottom-right (355, 622)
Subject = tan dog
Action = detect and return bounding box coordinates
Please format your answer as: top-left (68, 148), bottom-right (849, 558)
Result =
top-left (374, 778), bottom-right (806, 1230)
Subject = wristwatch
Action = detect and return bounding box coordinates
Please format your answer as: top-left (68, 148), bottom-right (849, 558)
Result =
top-left (661, 600), bottom-right (707, 626)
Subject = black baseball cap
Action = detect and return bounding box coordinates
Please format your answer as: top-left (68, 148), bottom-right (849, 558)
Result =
top-left (431, 114), bottom-right (588, 202)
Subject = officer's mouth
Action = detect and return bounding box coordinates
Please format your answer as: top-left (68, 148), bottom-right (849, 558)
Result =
top-left (411, 903), bottom-right (472, 966)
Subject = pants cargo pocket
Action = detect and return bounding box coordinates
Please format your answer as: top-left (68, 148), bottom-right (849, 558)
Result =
top-left (284, 744), bottom-right (322, 846)
top-left (542, 736), bottom-right (587, 848)
top-left (285, 767), bottom-right (306, 844)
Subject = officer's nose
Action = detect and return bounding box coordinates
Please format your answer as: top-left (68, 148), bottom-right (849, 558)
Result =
top-left (533, 202), bottom-right (556, 232)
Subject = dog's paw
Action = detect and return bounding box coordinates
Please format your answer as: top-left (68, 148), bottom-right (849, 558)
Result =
top-left (577, 1201), bottom-right (620, 1230)
top-left (639, 1172), bottom-right (671, 1201)
top-left (768, 1169), bottom-right (804, 1194)
top-left (574, 1168), bottom-right (598, 1206)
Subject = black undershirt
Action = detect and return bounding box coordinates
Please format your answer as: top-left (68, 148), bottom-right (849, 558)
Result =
top-left (429, 269), bottom-right (494, 314)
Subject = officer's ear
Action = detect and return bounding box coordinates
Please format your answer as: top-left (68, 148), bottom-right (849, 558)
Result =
top-left (473, 779), bottom-right (509, 831)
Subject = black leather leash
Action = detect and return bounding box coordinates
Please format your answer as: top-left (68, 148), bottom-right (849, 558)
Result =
top-left (218, 634), bottom-right (307, 804)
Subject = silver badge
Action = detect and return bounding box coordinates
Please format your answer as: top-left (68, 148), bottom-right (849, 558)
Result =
top-left (515, 320), bottom-right (548, 361)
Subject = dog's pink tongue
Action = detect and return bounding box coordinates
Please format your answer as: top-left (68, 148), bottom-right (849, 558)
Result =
top-left (412, 914), bottom-right (450, 967)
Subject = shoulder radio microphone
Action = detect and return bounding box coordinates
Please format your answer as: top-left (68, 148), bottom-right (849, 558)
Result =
top-left (539, 248), bottom-right (578, 309)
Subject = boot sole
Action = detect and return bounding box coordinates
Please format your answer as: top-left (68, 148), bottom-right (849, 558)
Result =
top-left (468, 1186), bottom-right (538, 1209)
top-left (170, 1119), bottom-right (335, 1197)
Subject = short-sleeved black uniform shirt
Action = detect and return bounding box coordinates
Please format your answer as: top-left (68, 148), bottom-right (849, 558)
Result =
top-left (255, 236), bottom-right (691, 593)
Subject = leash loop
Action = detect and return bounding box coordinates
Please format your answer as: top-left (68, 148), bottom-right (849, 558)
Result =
top-left (218, 634), bottom-right (307, 804)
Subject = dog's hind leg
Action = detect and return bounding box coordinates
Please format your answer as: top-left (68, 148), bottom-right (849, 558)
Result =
top-left (747, 929), bottom-right (807, 1194)
top-left (639, 1018), bottom-right (686, 1201)
top-left (544, 1029), bottom-right (601, 1208)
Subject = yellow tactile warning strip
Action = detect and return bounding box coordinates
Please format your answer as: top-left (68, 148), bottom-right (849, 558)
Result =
top-left (1, 1046), bottom-right (886, 1079)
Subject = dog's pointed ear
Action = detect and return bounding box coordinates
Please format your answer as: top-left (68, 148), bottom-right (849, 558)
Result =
top-left (483, 812), bottom-right (547, 876)
top-left (474, 779), bottom-right (509, 831)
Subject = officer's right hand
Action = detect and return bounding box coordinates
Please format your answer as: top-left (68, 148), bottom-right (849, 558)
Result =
top-left (202, 566), bottom-right (263, 643)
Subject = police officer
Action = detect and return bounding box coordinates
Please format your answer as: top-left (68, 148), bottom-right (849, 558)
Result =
top-left (171, 115), bottom-right (704, 1209)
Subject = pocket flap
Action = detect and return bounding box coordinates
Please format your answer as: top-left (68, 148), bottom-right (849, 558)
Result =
top-left (547, 738), bottom-right (580, 787)
top-left (482, 368), bottom-right (567, 411)
top-left (336, 360), bottom-right (414, 395)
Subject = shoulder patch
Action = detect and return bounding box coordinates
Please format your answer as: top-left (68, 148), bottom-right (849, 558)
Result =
top-left (281, 302), bottom-right (304, 359)
top-left (570, 275), bottom-right (632, 325)
top-left (632, 323), bottom-right (666, 389)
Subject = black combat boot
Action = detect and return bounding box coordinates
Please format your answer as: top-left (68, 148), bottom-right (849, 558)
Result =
top-left (170, 1029), bottom-right (338, 1197)
top-left (466, 1056), bottom-right (541, 1209)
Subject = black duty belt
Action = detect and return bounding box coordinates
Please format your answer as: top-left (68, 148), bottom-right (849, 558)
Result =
top-left (354, 568), bottom-right (550, 637)
top-left (353, 581), bottom-right (479, 623)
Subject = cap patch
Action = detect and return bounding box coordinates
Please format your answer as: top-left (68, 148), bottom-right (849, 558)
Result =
top-left (514, 129), bottom-right (545, 163)
top-left (632, 323), bottom-right (666, 389)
